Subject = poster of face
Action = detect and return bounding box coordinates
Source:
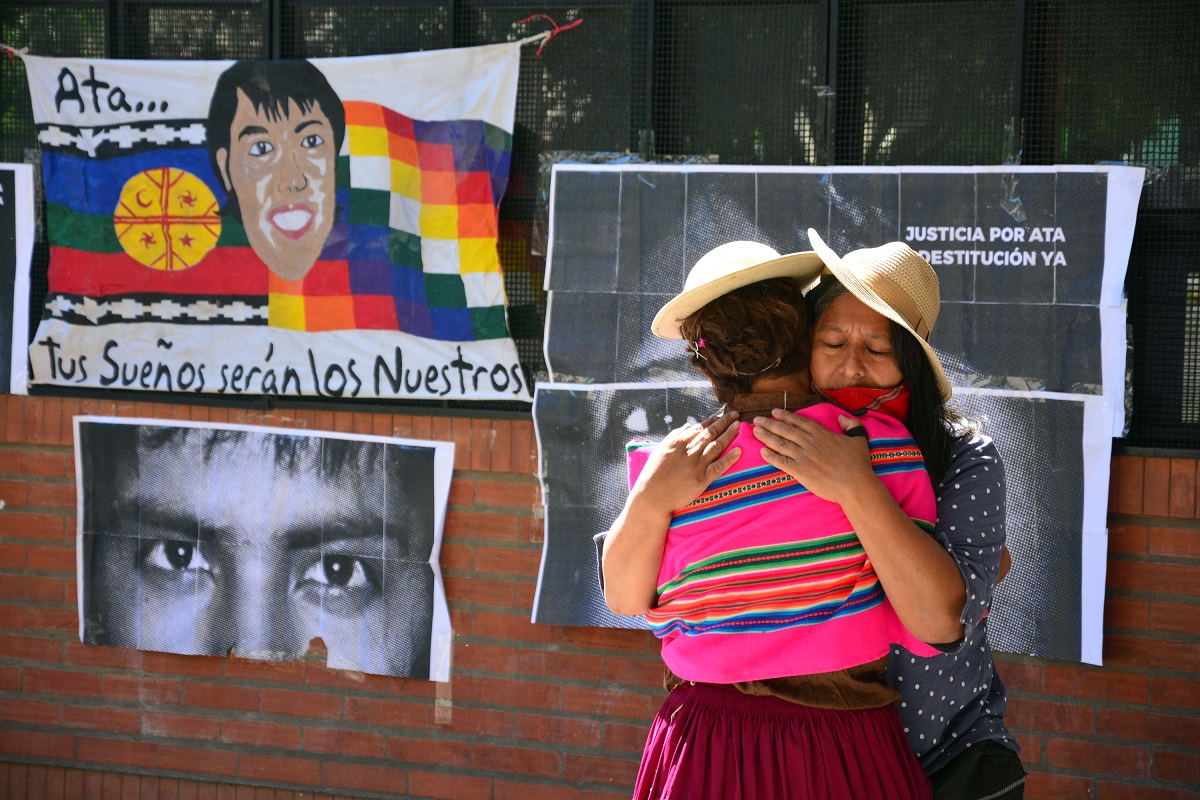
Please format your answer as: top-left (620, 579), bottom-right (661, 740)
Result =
top-left (531, 164), bottom-right (1143, 665)
top-left (19, 47), bottom-right (530, 401)
top-left (75, 417), bottom-right (454, 680)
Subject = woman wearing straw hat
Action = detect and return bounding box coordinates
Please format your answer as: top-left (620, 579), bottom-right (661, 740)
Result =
top-left (751, 230), bottom-right (1024, 799)
top-left (602, 239), bottom-right (940, 799)
top-left (603, 231), bottom-right (1023, 800)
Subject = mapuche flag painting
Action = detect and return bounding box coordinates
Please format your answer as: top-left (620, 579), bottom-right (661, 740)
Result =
top-left (22, 44), bottom-right (531, 401)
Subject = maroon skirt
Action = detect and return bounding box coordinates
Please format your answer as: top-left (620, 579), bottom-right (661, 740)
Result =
top-left (634, 683), bottom-right (931, 800)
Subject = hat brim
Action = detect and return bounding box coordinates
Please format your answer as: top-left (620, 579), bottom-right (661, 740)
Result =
top-left (808, 230), bottom-right (953, 402)
top-left (651, 251), bottom-right (825, 339)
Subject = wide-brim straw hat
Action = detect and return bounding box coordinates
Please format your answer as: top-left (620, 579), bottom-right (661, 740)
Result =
top-left (651, 241), bottom-right (825, 339)
top-left (807, 228), bottom-right (952, 402)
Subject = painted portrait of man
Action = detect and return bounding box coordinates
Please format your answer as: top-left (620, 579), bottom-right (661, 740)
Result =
top-left (77, 419), bottom-right (450, 679)
top-left (206, 60), bottom-right (346, 282)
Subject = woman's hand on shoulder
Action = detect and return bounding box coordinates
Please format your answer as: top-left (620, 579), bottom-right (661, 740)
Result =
top-left (632, 411), bottom-right (742, 514)
top-left (752, 410), bottom-right (875, 504)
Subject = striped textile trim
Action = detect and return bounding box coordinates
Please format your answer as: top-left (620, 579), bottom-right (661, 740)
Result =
top-left (647, 533), bottom-right (884, 636)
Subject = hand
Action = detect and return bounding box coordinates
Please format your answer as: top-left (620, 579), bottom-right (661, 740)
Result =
top-left (630, 411), bottom-right (742, 514)
top-left (751, 409), bottom-right (874, 504)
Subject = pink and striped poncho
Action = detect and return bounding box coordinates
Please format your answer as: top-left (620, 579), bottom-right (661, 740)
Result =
top-left (627, 402), bottom-right (939, 684)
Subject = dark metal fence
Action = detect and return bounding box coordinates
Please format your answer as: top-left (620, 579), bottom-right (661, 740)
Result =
top-left (2, 0), bottom-right (1198, 449)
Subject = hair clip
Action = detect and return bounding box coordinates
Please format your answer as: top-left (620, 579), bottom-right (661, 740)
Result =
top-left (688, 338), bottom-right (707, 360)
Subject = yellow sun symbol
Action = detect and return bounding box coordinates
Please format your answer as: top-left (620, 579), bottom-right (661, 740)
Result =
top-left (114, 167), bottom-right (221, 270)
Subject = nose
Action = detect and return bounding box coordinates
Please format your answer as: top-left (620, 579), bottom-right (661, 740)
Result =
top-left (226, 549), bottom-right (300, 659)
top-left (278, 149), bottom-right (308, 193)
top-left (840, 348), bottom-right (867, 379)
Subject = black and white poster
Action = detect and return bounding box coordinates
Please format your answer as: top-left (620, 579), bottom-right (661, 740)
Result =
top-left (76, 417), bottom-right (454, 680)
top-left (1, 163), bottom-right (34, 394)
top-left (531, 165), bottom-right (1143, 665)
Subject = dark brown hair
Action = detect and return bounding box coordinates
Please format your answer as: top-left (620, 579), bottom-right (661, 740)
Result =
top-left (807, 276), bottom-right (974, 481)
top-left (678, 278), bottom-right (810, 404)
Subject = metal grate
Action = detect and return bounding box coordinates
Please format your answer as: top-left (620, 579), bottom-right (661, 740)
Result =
top-left (1, 0), bottom-right (1198, 446)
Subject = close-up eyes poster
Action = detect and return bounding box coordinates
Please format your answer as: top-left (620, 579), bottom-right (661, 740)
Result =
top-left (74, 417), bottom-right (454, 680)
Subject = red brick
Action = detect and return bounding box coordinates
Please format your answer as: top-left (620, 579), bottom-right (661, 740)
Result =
top-left (1104, 635), bottom-right (1200, 672)
top-left (1153, 750), bottom-right (1200, 785)
top-left (446, 509), bottom-right (521, 541)
top-left (27, 482), bottom-right (79, 510)
top-left (1112, 456), bottom-right (1143, 515)
top-left (3, 450), bottom-right (70, 478)
top-left (182, 681), bottom-right (259, 711)
top-left (386, 737), bottom-right (471, 768)
top-left (0, 573), bottom-right (63, 601)
top-left (512, 421), bottom-right (536, 473)
top-left (143, 651), bottom-right (224, 678)
top-left (1151, 601), bottom-right (1200, 634)
top-left (7, 697), bottom-right (62, 724)
top-left (1107, 561), bottom-right (1200, 597)
top-left (1151, 676), bottom-right (1200, 711)
top-left (224, 656), bottom-right (305, 685)
top-left (143, 711), bottom-right (221, 741)
top-left (344, 696), bottom-right (426, 727)
top-left (157, 745), bottom-right (238, 777)
top-left (0, 602), bottom-right (22, 629)
top-left (1106, 524), bottom-right (1146, 554)
top-left (475, 479), bottom-right (541, 509)
top-left (473, 742), bottom-right (561, 777)
top-left (993, 659), bottom-right (1041, 692)
top-left (448, 477), bottom-right (474, 506)
top-left (322, 761), bottom-right (407, 795)
top-left (604, 656), bottom-right (665, 687)
top-left (489, 420), bottom-right (514, 474)
top-left (65, 641), bottom-right (142, 671)
top-left (0, 663), bottom-right (20, 690)
top-left (1095, 708), bottom-right (1200, 747)
top-left (409, 771), bottom-right (492, 800)
top-left (103, 676), bottom-right (180, 705)
top-left (1024, 769), bottom-right (1094, 799)
top-left (494, 779), bottom-right (580, 800)
top-left (260, 687), bottom-right (342, 718)
top-left (303, 664), bottom-right (395, 694)
top-left (520, 515), bottom-right (544, 544)
top-left (440, 542), bottom-right (474, 571)
top-left (1148, 526), bottom-right (1200, 558)
top-left (473, 611), bottom-right (560, 644)
top-left (1040, 666), bottom-right (1149, 704)
top-left (561, 686), bottom-right (660, 721)
top-left (26, 667), bottom-right (101, 697)
top-left (0, 511), bottom-right (67, 539)
top-left (1045, 737), bottom-right (1149, 778)
top-left (475, 676), bottom-right (560, 710)
top-left (443, 575), bottom-right (517, 607)
top-left (1142, 459), bottom-right (1171, 516)
top-left (474, 545), bottom-right (541, 576)
top-left (453, 641), bottom-right (517, 672)
top-left (1104, 597), bottom-right (1150, 630)
top-left (0, 541), bottom-right (24, 568)
top-left (26, 606), bottom-right (79, 634)
top-left (0, 477), bottom-right (27, 505)
top-left (433, 705), bottom-right (513, 737)
top-left (561, 625), bottom-right (655, 653)
top-left (302, 727), bottom-right (386, 759)
top-left (63, 704), bottom-right (141, 734)
top-left (220, 719), bottom-right (300, 749)
top-left (562, 753), bottom-right (638, 787)
top-left (1167, 459), bottom-right (1197, 518)
top-left (0, 633), bottom-right (63, 661)
top-left (1096, 781), bottom-right (1200, 800)
top-left (603, 722), bottom-right (649, 752)
top-left (0, 729), bottom-right (75, 760)
top-left (1007, 698), bottom-right (1093, 734)
top-left (77, 736), bottom-right (157, 768)
top-left (238, 754), bottom-right (320, 786)
top-left (514, 713), bottom-right (603, 747)
top-left (516, 650), bottom-right (604, 682)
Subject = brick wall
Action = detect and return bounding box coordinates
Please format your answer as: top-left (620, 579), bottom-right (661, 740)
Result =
top-left (1, 394), bottom-right (1197, 799)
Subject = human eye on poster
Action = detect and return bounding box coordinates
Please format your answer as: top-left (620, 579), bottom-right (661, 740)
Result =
top-left (17, 46), bottom-right (531, 401)
top-left (75, 417), bottom-right (454, 681)
top-left (530, 164), bottom-right (1143, 666)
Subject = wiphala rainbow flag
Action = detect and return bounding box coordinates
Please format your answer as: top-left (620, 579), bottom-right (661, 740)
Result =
top-left (23, 46), bottom-right (530, 401)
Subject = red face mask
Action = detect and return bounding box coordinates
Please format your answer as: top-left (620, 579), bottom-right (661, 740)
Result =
top-left (813, 383), bottom-right (911, 422)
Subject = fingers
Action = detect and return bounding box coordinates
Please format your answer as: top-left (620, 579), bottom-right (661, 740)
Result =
top-left (703, 418), bottom-right (740, 456)
top-left (701, 410), bottom-right (739, 435)
top-left (707, 446), bottom-right (742, 479)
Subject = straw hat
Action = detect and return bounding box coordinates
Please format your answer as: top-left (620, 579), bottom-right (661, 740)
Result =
top-left (806, 228), bottom-right (951, 401)
top-left (651, 241), bottom-right (824, 339)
